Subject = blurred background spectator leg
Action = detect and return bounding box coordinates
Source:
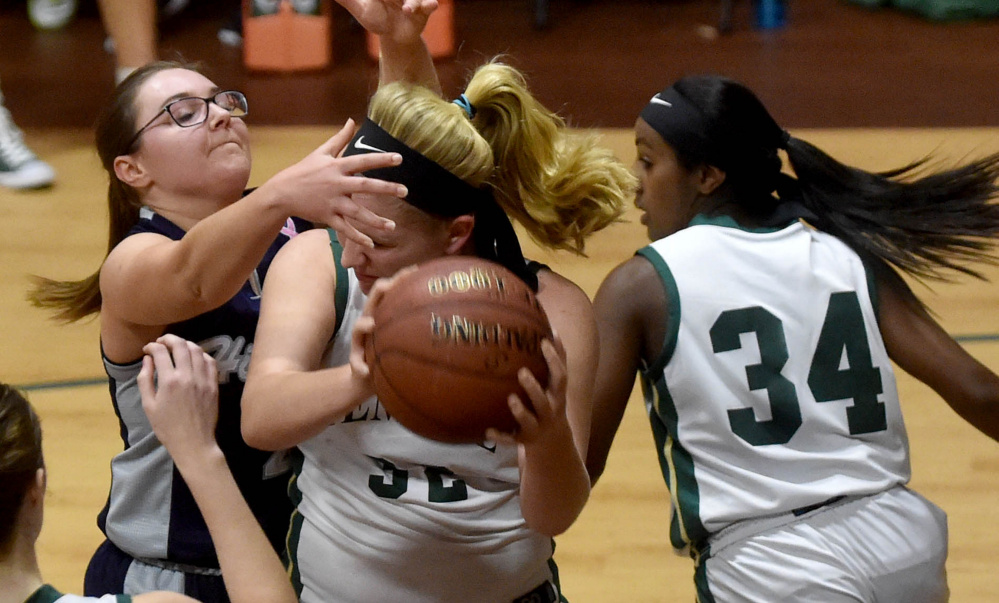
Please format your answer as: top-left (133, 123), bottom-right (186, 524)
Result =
top-left (0, 80), bottom-right (55, 190)
top-left (97, 0), bottom-right (159, 84)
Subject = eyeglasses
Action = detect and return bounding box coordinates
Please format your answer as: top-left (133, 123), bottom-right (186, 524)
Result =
top-left (127, 90), bottom-right (248, 150)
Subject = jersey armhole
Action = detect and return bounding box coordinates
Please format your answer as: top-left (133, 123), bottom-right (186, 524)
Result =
top-left (325, 229), bottom-right (350, 339)
top-left (635, 247), bottom-right (681, 378)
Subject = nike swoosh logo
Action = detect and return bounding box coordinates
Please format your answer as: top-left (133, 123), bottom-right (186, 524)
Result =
top-left (649, 95), bottom-right (672, 107)
top-left (353, 136), bottom-right (388, 153)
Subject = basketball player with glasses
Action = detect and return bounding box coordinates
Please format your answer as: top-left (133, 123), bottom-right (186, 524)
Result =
top-left (29, 62), bottom-right (406, 601)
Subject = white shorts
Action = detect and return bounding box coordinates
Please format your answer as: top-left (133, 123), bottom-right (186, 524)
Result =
top-left (700, 486), bottom-right (949, 602)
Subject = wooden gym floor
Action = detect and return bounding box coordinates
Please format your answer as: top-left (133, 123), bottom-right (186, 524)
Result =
top-left (2, 1), bottom-right (998, 601)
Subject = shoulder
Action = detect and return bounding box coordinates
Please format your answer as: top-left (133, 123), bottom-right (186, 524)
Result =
top-left (594, 254), bottom-right (666, 329)
top-left (535, 267), bottom-right (590, 307)
top-left (599, 254), bottom-right (660, 299)
top-left (99, 231), bottom-right (174, 288)
top-left (270, 227), bottom-right (337, 270)
top-left (261, 229), bottom-right (340, 307)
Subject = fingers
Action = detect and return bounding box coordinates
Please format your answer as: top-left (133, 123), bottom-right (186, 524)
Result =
top-left (201, 352), bottom-right (218, 396)
top-left (137, 354), bottom-right (156, 408)
top-left (338, 151), bottom-right (405, 181)
top-left (485, 426), bottom-right (518, 447)
top-left (320, 118), bottom-right (357, 157)
top-left (142, 335), bottom-right (218, 398)
top-left (507, 392), bottom-right (540, 440)
top-left (417, 0), bottom-right (439, 15)
top-left (329, 217), bottom-right (375, 250)
top-left (517, 366), bottom-right (552, 421)
top-left (400, 0), bottom-right (435, 14)
top-left (366, 264), bottom-right (418, 308)
top-left (350, 316), bottom-right (375, 378)
top-left (142, 340), bottom-right (177, 381)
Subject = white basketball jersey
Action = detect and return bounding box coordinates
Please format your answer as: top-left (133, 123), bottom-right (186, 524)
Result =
top-left (290, 239), bottom-right (555, 602)
top-left (639, 215), bottom-right (911, 553)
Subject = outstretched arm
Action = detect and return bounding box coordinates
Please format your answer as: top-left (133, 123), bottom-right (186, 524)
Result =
top-left (876, 263), bottom-right (999, 443)
top-left (100, 120), bottom-right (406, 331)
top-left (136, 335), bottom-right (298, 603)
top-left (335, 0), bottom-right (442, 93)
top-left (586, 256), bottom-right (665, 485)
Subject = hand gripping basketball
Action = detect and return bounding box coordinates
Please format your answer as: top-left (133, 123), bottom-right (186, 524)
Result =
top-left (364, 256), bottom-right (553, 443)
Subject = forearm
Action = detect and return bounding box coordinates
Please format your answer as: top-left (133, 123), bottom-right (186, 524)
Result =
top-left (519, 430), bottom-right (591, 536)
top-left (378, 37), bottom-right (441, 94)
top-left (175, 448), bottom-right (297, 603)
top-left (165, 188), bottom-right (294, 313)
top-left (242, 366), bottom-right (371, 450)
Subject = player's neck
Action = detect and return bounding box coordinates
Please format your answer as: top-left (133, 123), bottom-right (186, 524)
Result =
top-left (0, 543), bottom-right (44, 603)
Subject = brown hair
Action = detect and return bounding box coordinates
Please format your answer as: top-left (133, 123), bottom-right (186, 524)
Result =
top-left (0, 384), bottom-right (43, 554)
top-left (28, 61), bottom-right (202, 322)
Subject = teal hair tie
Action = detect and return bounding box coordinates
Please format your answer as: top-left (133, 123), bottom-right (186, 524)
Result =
top-left (452, 94), bottom-right (476, 119)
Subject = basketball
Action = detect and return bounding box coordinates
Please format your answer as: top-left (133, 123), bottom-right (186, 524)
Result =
top-left (365, 256), bottom-right (553, 443)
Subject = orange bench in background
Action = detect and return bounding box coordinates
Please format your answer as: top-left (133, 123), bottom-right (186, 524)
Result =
top-left (243, 0), bottom-right (454, 73)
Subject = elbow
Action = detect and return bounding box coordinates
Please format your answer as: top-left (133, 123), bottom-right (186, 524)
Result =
top-left (241, 416), bottom-right (276, 451)
top-left (963, 375), bottom-right (999, 411)
top-left (526, 514), bottom-right (576, 538)
top-left (524, 487), bottom-right (590, 537)
top-left (585, 457), bottom-right (606, 488)
top-left (240, 396), bottom-right (281, 451)
top-left (942, 371), bottom-right (999, 442)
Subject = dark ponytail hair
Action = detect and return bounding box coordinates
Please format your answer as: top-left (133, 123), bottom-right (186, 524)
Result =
top-left (29, 61), bottom-right (201, 322)
top-left (785, 137), bottom-right (999, 281)
top-left (664, 75), bottom-right (999, 281)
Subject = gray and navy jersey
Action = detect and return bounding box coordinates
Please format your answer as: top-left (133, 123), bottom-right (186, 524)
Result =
top-left (97, 207), bottom-right (308, 568)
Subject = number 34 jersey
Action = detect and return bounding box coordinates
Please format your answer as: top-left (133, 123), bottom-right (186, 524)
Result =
top-left (638, 215), bottom-right (910, 552)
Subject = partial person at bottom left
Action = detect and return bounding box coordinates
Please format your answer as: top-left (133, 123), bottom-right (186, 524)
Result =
top-left (0, 334), bottom-right (298, 603)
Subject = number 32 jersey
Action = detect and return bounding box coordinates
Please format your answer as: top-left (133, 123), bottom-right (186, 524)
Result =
top-left (638, 215), bottom-right (910, 552)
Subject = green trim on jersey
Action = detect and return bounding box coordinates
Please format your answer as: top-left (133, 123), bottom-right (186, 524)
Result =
top-left (547, 538), bottom-right (570, 603)
top-left (637, 243), bottom-right (709, 554)
top-left (285, 451), bottom-right (306, 598)
top-left (286, 509), bottom-right (306, 598)
top-left (693, 558), bottom-right (717, 603)
top-left (688, 212), bottom-right (792, 233)
top-left (26, 586), bottom-right (66, 603)
top-left (326, 228), bottom-right (350, 339)
top-left (640, 375), bottom-right (709, 552)
top-left (635, 247), bottom-right (680, 377)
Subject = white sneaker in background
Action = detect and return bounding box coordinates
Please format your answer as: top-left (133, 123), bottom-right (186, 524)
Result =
top-left (27, 0), bottom-right (78, 31)
top-left (0, 104), bottom-right (55, 190)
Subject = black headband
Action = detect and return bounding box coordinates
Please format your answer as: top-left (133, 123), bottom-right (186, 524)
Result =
top-left (343, 119), bottom-right (493, 216)
top-left (640, 86), bottom-right (714, 163)
top-left (343, 119), bottom-right (538, 290)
